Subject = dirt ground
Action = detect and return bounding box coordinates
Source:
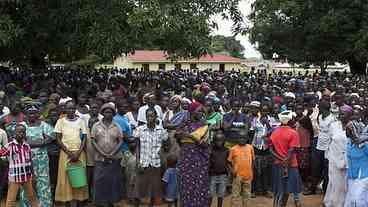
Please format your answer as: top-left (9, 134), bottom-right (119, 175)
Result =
top-left (1, 194), bottom-right (323, 206)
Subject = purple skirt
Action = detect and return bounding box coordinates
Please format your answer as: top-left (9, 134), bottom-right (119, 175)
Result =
top-left (179, 144), bottom-right (210, 207)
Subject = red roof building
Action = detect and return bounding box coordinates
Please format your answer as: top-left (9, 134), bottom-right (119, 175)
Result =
top-left (114, 50), bottom-right (242, 71)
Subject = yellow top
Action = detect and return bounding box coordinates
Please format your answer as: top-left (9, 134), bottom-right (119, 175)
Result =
top-left (54, 117), bottom-right (87, 151)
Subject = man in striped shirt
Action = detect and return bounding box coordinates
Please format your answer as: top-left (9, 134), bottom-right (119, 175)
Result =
top-left (0, 124), bottom-right (39, 207)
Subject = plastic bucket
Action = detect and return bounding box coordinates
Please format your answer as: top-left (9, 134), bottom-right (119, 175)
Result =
top-left (66, 160), bottom-right (87, 188)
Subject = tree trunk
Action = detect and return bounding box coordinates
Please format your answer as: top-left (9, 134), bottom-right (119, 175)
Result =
top-left (347, 56), bottom-right (367, 75)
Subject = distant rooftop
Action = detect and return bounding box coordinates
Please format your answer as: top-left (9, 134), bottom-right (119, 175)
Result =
top-left (127, 50), bottom-right (242, 63)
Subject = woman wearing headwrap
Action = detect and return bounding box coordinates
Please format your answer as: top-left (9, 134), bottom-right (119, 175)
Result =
top-left (323, 105), bottom-right (350, 207)
top-left (269, 111), bottom-right (303, 207)
top-left (177, 102), bottom-right (211, 207)
top-left (344, 107), bottom-right (368, 207)
top-left (19, 104), bottom-right (54, 207)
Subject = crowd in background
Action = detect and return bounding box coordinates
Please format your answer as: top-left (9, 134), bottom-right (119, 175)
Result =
top-left (0, 66), bottom-right (367, 207)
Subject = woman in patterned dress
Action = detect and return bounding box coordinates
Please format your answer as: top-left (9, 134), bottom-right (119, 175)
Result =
top-left (177, 102), bottom-right (211, 207)
top-left (19, 104), bottom-right (54, 207)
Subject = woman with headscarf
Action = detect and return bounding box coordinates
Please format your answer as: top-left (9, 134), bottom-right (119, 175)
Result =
top-left (19, 104), bottom-right (54, 207)
top-left (91, 103), bottom-right (124, 206)
top-left (177, 102), bottom-right (211, 207)
top-left (344, 107), bottom-right (368, 207)
top-left (323, 105), bottom-right (350, 207)
top-left (269, 111), bottom-right (303, 207)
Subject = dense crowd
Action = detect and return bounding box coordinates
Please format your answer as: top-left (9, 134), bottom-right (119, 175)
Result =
top-left (0, 66), bottom-right (367, 207)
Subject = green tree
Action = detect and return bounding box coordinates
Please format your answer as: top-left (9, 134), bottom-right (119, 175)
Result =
top-left (248, 0), bottom-right (368, 74)
top-left (211, 35), bottom-right (245, 58)
top-left (0, 0), bottom-right (245, 69)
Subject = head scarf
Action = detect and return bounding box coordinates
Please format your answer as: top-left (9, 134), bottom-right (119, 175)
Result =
top-left (284, 92), bottom-right (296, 99)
top-left (249, 101), bottom-right (261, 108)
top-left (100, 103), bottom-right (116, 115)
top-left (340, 105), bottom-right (353, 113)
top-left (182, 97), bottom-right (192, 104)
top-left (278, 110), bottom-right (294, 125)
top-left (189, 101), bottom-right (202, 113)
top-left (170, 95), bottom-right (182, 103)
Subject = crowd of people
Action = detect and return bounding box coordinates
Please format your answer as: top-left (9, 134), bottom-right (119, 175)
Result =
top-left (0, 66), bottom-right (367, 207)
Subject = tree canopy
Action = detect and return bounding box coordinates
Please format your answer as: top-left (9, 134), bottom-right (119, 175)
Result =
top-left (248, 0), bottom-right (368, 74)
top-left (211, 35), bottom-right (245, 59)
top-left (0, 0), bottom-right (245, 68)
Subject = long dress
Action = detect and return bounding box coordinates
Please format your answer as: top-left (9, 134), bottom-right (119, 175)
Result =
top-left (19, 121), bottom-right (53, 207)
top-left (54, 117), bottom-right (89, 202)
top-left (178, 122), bottom-right (210, 207)
top-left (324, 121), bottom-right (347, 207)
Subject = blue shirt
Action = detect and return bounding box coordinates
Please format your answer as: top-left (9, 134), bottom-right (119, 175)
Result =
top-left (162, 168), bottom-right (178, 200)
top-left (347, 141), bottom-right (368, 179)
top-left (113, 114), bottom-right (132, 152)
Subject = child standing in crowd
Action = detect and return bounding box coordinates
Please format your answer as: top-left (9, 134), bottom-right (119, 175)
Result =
top-left (209, 130), bottom-right (229, 207)
top-left (228, 130), bottom-right (255, 207)
top-left (162, 154), bottom-right (178, 207)
top-left (121, 137), bottom-right (138, 204)
top-left (0, 124), bottom-right (39, 207)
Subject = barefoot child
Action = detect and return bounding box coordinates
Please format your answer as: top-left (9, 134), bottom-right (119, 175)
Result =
top-left (228, 130), bottom-right (255, 207)
top-left (0, 124), bottom-right (39, 207)
top-left (209, 129), bottom-right (229, 207)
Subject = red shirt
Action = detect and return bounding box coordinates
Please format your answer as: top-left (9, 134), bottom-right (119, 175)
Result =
top-left (0, 140), bottom-right (33, 183)
top-left (270, 126), bottom-right (300, 167)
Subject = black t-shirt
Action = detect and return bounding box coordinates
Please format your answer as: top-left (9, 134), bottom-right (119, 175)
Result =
top-left (209, 147), bottom-right (229, 176)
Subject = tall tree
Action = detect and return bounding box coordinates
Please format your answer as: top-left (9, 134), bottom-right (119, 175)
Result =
top-left (248, 0), bottom-right (368, 74)
top-left (211, 35), bottom-right (245, 58)
top-left (0, 0), bottom-right (245, 69)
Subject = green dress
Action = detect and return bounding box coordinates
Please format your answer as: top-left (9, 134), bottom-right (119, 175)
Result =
top-left (20, 121), bottom-right (54, 207)
top-left (207, 112), bottom-right (223, 143)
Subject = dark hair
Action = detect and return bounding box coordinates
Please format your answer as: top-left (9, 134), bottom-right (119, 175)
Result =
top-left (146, 107), bottom-right (157, 116)
top-left (116, 97), bottom-right (128, 108)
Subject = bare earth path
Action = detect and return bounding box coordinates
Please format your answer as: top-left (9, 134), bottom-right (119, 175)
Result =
top-left (2, 194), bottom-right (323, 206)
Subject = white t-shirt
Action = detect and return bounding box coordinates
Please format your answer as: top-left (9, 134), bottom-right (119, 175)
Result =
top-left (317, 114), bottom-right (335, 151)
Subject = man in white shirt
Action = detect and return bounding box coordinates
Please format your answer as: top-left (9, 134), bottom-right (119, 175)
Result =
top-left (137, 94), bottom-right (163, 125)
top-left (306, 100), bottom-right (333, 195)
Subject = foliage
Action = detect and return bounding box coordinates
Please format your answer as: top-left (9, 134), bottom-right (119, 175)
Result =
top-left (248, 0), bottom-right (368, 74)
top-left (0, 0), bottom-right (245, 68)
top-left (211, 35), bottom-right (245, 58)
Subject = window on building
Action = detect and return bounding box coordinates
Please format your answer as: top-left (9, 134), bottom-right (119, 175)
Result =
top-left (142, 64), bottom-right (149, 71)
top-left (219, 64), bottom-right (225, 72)
top-left (158, 64), bottom-right (166, 70)
top-left (190, 63), bottom-right (197, 70)
top-left (175, 64), bottom-right (182, 70)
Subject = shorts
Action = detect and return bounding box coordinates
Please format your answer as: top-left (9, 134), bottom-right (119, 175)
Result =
top-left (210, 175), bottom-right (227, 197)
